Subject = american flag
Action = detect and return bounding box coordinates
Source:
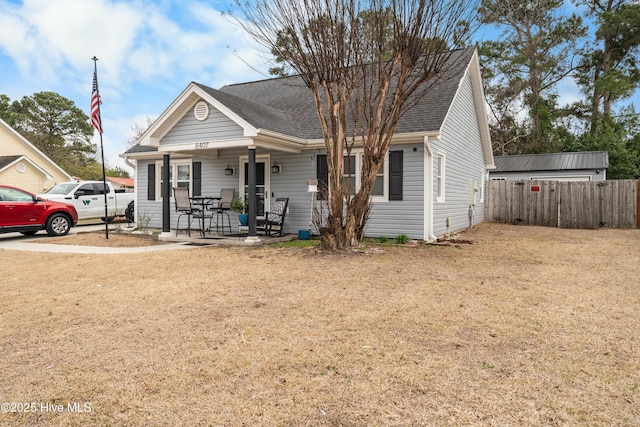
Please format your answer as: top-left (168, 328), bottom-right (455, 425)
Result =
top-left (91, 70), bottom-right (102, 133)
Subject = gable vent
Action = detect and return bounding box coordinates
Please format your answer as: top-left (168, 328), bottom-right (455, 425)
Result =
top-left (194, 101), bottom-right (209, 121)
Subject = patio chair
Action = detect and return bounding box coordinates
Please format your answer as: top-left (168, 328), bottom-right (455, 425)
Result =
top-left (173, 187), bottom-right (211, 237)
top-left (257, 197), bottom-right (289, 236)
top-left (213, 188), bottom-right (234, 234)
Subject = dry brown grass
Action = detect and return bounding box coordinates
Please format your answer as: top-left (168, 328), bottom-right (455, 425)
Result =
top-left (1, 223), bottom-right (639, 426)
top-left (33, 231), bottom-right (170, 247)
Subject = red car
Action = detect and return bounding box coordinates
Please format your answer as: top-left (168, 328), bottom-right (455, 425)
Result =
top-left (0, 185), bottom-right (78, 236)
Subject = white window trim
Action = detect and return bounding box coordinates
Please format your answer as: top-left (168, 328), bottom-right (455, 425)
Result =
top-left (155, 160), bottom-right (193, 201)
top-left (436, 152), bottom-right (446, 203)
top-left (343, 150), bottom-right (389, 202)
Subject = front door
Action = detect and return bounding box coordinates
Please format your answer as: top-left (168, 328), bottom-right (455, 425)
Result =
top-left (241, 157), bottom-right (269, 216)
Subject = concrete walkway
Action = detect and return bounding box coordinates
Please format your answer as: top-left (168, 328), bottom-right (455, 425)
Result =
top-left (0, 224), bottom-right (193, 254)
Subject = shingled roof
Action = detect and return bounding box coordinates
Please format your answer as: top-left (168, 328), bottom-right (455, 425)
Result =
top-left (125, 47), bottom-right (479, 156)
top-left (0, 155), bottom-right (22, 169)
top-left (208, 47), bottom-right (473, 140)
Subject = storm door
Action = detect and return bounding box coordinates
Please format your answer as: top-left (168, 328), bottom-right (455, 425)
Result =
top-left (240, 157), bottom-right (269, 216)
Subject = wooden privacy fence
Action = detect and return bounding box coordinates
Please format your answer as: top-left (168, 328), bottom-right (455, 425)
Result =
top-left (487, 180), bottom-right (640, 229)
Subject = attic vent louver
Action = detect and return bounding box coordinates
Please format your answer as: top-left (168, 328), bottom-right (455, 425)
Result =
top-left (194, 101), bottom-right (209, 121)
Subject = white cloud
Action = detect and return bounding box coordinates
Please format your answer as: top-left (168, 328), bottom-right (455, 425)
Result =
top-left (0, 0), bottom-right (141, 86)
top-left (122, 2), bottom-right (265, 87)
top-left (0, 0), bottom-right (270, 174)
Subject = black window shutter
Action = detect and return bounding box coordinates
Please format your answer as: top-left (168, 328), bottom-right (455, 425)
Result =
top-left (147, 163), bottom-right (156, 201)
top-left (192, 161), bottom-right (201, 196)
top-left (389, 150), bottom-right (403, 201)
top-left (316, 154), bottom-right (328, 200)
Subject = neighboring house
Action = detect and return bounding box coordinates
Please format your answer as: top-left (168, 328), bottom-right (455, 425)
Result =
top-left (106, 176), bottom-right (134, 192)
top-left (122, 48), bottom-right (495, 241)
top-left (0, 118), bottom-right (73, 194)
top-left (491, 151), bottom-right (608, 182)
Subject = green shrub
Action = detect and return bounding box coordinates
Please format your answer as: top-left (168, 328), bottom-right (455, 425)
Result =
top-left (395, 234), bottom-right (409, 244)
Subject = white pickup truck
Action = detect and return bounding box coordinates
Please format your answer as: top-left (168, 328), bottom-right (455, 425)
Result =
top-left (39, 181), bottom-right (135, 222)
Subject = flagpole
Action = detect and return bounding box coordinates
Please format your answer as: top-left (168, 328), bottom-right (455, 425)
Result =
top-left (92, 56), bottom-right (109, 239)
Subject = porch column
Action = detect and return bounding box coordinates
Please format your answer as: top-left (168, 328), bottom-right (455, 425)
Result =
top-left (161, 154), bottom-right (171, 235)
top-left (245, 146), bottom-right (261, 243)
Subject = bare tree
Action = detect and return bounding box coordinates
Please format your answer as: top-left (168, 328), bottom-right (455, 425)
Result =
top-left (232, 0), bottom-right (479, 250)
top-left (127, 116), bottom-right (155, 148)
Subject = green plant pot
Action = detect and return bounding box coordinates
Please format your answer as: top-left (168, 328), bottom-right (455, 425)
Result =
top-left (238, 214), bottom-right (248, 226)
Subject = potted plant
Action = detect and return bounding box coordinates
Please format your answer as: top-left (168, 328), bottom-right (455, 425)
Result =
top-left (231, 198), bottom-right (249, 226)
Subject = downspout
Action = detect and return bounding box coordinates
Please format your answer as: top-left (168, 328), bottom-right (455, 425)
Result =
top-left (424, 136), bottom-right (437, 241)
top-left (124, 157), bottom-right (135, 170)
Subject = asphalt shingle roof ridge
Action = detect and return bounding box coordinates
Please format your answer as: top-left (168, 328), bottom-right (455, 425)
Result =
top-left (213, 48), bottom-right (475, 139)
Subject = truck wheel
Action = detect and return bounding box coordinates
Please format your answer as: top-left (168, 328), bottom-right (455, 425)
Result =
top-left (125, 201), bottom-right (135, 223)
top-left (46, 213), bottom-right (71, 236)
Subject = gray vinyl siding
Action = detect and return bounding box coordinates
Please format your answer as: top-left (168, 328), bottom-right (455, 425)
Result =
top-left (161, 102), bottom-right (244, 145)
top-left (293, 144), bottom-right (426, 240)
top-left (363, 143), bottom-right (424, 240)
top-left (135, 144), bottom-right (426, 239)
top-left (431, 73), bottom-right (488, 238)
top-left (135, 161), bottom-right (162, 228)
top-left (268, 150), bottom-right (323, 234)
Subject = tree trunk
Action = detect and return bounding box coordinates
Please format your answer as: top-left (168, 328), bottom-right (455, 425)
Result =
top-left (590, 68), bottom-right (601, 135)
top-left (319, 145), bottom-right (382, 251)
top-left (602, 31), bottom-right (612, 119)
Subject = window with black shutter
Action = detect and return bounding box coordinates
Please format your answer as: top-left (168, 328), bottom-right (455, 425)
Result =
top-left (389, 150), bottom-right (403, 201)
top-left (316, 154), bottom-right (328, 200)
top-left (192, 161), bottom-right (201, 196)
top-left (147, 163), bottom-right (156, 200)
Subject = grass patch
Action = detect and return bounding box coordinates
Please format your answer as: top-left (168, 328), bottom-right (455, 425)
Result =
top-left (270, 238), bottom-right (321, 248)
top-left (6, 223), bottom-right (639, 425)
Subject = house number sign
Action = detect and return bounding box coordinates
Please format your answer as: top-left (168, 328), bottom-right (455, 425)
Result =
top-left (194, 142), bottom-right (209, 149)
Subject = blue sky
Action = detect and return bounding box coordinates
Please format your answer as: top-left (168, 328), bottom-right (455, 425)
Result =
top-left (0, 0), bottom-right (268, 171)
top-left (0, 0), bottom-right (637, 173)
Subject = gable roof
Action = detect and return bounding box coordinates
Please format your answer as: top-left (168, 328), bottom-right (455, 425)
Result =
top-left (212, 48), bottom-right (474, 140)
top-left (128, 47), bottom-right (492, 165)
top-left (493, 151), bottom-right (609, 172)
top-left (0, 155), bottom-right (21, 169)
top-left (0, 154), bottom-right (55, 179)
top-left (0, 118), bottom-right (72, 180)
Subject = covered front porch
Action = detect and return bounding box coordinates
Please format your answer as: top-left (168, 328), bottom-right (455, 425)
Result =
top-left (137, 135), bottom-right (317, 244)
top-left (122, 82), bottom-right (321, 241)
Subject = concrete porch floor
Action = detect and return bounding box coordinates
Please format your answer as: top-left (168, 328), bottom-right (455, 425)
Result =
top-left (158, 230), bottom-right (297, 246)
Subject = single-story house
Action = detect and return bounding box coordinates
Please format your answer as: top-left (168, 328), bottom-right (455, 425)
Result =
top-left (490, 151), bottom-right (608, 182)
top-left (0, 118), bottom-right (73, 194)
top-left (122, 47), bottom-right (495, 241)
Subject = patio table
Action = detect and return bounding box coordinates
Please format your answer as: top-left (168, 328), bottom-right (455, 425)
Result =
top-left (190, 196), bottom-right (220, 236)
